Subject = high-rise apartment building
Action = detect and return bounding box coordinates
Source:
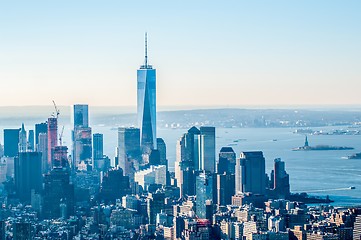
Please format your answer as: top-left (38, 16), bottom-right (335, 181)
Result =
top-left (137, 33), bottom-right (157, 153)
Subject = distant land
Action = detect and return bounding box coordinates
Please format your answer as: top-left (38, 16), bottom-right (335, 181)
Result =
top-left (0, 106), bottom-right (360, 129)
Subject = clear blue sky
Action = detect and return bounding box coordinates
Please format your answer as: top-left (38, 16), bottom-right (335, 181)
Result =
top-left (0, 1), bottom-right (360, 107)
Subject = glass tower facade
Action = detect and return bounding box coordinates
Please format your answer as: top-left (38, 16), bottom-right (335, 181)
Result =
top-left (137, 34), bottom-right (157, 153)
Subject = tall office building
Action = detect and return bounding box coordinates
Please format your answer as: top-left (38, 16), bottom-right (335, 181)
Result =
top-left (35, 122), bottom-right (47, 147)
top-left (217, 147), bottom-right (236, 174)
top-left (93, 133), bottom-right (103, 160)
top-left (14, 152), bottom-right (42, 203)
top-left (175, 127), bottom-right (200, 197)
top-left (270, 158), bottom-right (290, 198)
top-left (38, 133), bottom-right (48, 173)
top-left (157, 138), bottom-right (167, 167)
top-left (93, 133), bottom-right (105, 170)
top-left (18, 123), bottom-right (27, 153)
top-left (73, 127), bottom-right (92, 167)
top-left (216, 173), bottom-right (235, 206)
top-left (28, 130), bottom-right (34, 151)
top-left (117, 127), bottom-right (141, 176)
top-left (4, 128), bottom-right (20, 157)
top-left (73, 104), bottom-right (89, 128)
top-left (198, 126), bottom-right (216, 173)
top-left (43, 168), bottom-right (74, 219)
top-left (235, 151), bottom-right (266, 195)
top-left (196, 171), bottom-right (214, 219)
top-left (72, 104), bottom-right (92, 169)
top-left (47, 117), bottom-right (58, 169)
top-left (137, 33), bottom-right (157, 153)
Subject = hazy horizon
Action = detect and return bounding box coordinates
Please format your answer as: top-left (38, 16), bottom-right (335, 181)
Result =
top-left (0, 1), bottom-right (360, 106)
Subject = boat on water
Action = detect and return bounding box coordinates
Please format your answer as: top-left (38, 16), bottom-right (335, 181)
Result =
top-left (348, 153), bottom-right (361, 159)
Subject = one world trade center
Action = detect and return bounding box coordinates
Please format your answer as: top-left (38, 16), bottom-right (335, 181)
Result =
top-left (137, 33), bottom-right (157, 153)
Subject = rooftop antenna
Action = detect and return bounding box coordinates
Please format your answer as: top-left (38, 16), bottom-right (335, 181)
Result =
top-left (145, 32), bottom-right (148, 68)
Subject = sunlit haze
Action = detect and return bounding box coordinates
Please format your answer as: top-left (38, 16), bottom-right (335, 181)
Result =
top-left (0, 1), bottom-right (360, 107)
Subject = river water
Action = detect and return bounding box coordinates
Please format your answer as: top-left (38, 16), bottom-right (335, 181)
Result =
top-left (2, 122), bottom-right (361, 206)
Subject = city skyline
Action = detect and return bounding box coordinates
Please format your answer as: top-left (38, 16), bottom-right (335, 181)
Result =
top-left (0, 1), bottom-right (360, 107)
top-left (1, 1), bottom-right (361, 238)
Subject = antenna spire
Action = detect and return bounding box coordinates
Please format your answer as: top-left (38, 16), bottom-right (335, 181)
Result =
top-left (145, 32), bottom-right (148, 68)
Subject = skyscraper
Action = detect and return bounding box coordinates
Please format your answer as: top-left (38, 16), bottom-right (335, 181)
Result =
top-left (216, 173), bottom-right (235, 206)
top-left (18, 123), bottom-right (27, 153)
top-left (93, 133), bottom-right (103, 160)
top-left (235, 151), bottom-right (266, 195)
top-left (72, 104), bottom-right (92, 169)
top-left (198, 126), bottom-right (216, 173)
top-left (4, 128), bottom-right (20, 157)
top-left (73, 127), bottom-right (92, 167)
top-left (93, 133), bottom-right (104, 170)
top-left (38, 133), bottom-right (48, 173)
top-left (43, 167), bottom-right (74, 219)
top-left (196, 171), bottom-right (214, 219)
top-left (217, 147), bottom-right (236, 174)
top-left (271, 158), bottom-right (290, 198)
top-left (28, 130), bottom-right (34, 151)
top-left (175, 126), bottom-right (201, 197)
top-left (137, 33), bottom-right (157, 153)
top-left (73, 104), bottom-right (89, 128)
top-left (14, 152), bottom-right (42, 203)
top-left (156, 138), bottom-right (167, 167)
top-left (35, 122), bottom-right (47, 147)
top-left (117, 127), bottom-right (141, 176)
top-left (47, 117), bottom-right (58, 169)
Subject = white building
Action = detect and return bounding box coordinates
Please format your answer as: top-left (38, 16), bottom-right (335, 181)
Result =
top-left (134, 165), bottom-right (166, 190)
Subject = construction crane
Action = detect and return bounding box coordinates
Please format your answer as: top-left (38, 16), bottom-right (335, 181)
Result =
top-left (59, 126), bottom-right (65, 146)
top-left (52, 100), bottom-right (60, 119)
